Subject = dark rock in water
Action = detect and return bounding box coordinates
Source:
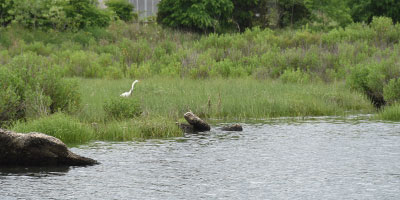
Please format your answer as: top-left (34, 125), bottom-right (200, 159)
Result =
top-left (184, 112), bottom-right (211, 132)
top-left (0, 129), bottom-right (98, 166)
top-left (176, 122), bottom-right (195, 133)
top-left (221, 124), bottom-right (243, 131)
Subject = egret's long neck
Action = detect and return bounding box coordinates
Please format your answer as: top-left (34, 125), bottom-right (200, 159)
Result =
top-left (130, 81), bottom-right (137, 92)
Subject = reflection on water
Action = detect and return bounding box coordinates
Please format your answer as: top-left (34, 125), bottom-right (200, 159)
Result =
top-left (1, 117), bottom-right (400, 200)
top-left (0, 166), bottom-right (70, 177)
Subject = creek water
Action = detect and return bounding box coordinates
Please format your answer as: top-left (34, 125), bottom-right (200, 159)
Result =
top-left (1, 117), bottom-right (400, 200)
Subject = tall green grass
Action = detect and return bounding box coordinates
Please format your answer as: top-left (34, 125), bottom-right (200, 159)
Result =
top-left (376, 104), bottom-right (400, 121)
top-left (8, 78), bottom-right (374, 145)
top-left (97, 116), bottom-right (182, 141)
top-left (11, 113), bottom-right (95, 145)
top-left (77, 77), bottom-right (373, 122)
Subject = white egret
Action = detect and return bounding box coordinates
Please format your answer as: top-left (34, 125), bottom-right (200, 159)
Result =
top-left (120, 80), bottom-right (140, 97)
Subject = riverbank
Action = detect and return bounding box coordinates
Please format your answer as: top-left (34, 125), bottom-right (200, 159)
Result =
top-left (10, 78), bottom-right (375, 144)
top-left (3, 20), bottom-right (400, 144)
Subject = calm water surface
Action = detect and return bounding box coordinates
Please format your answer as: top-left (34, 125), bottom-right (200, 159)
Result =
top-left (1, 117), bottom-right (400, 199)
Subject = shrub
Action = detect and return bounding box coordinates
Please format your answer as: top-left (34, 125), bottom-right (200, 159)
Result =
top-left (384, 78), bottom-right (400, 104)
top-left (280, 68), bottom-right (311, 84)
top-left (347, 63), bottom-right (386, 108)
top-left (98, 116), bottom-right (182, 141)
top-left (370, 16), bottom-right (394, 42)
top-left (376, 104), bottom-right (400, 121)
top-left (0, 67), bottom-right (24, 126)
top-left (24, 85), bottom-right (52, 118)
top-left (0, 0), bottom-right (14, 27)
top-left (105, 0), bottom-right (137, 22)
top-left (4, 0), bottom-right (111, 31)
top-left (11, 112), bottom-right (95, 144)
top-left (0, 53), bottom-right (81, 124)
top-left (157, 0), bottom-right (234, 32)
top-left (67, 50), bottom-right (104, 77)
top-left (103, 97), bottom-right (142, 119)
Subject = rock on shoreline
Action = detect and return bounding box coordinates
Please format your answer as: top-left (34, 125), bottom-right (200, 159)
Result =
top-left (178, 112), bottom-right (243, 133)
top-left (0, 129), bottom-right (98, 166)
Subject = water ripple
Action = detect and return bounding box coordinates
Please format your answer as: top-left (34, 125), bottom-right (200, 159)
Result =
top-left (1, 118), bottom-right (400, 199)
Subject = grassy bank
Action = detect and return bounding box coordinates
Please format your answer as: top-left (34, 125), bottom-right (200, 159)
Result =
top-left (3, 18), bottom-right (400, 144)
top-left (376, 104), bottom-right (400, 121)
top-left (10, 78), bottom-right (373, 145)
top-left (77, 78), bottom-right (373, 122)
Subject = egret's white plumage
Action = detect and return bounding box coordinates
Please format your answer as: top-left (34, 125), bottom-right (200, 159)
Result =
top-left (120, 80), bottom-right (139, 97)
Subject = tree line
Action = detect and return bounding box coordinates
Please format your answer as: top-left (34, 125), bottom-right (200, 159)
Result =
top-left (157, 0), bottom-right (400, 32)
top-left (0, 0), bottom-right (135, 30)
top-left (1, 0), bottom-right (400, 32)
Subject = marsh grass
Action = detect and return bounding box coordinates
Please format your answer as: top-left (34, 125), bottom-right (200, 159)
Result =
top-left (11, 113), bottom-right (95, 144)
top-left (97, 116), bottom-right (182, 141)
top-left (376, 104), bottom-right (400, 121)
top-left (77, 77), bottom-right (373, 122)
top-left (9, 78), bottom-right (374, 144)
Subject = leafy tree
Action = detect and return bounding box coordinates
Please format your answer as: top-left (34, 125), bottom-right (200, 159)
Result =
top-left (1, 0), bottom-right (110, 30)
top-left (0, 0), bottom-right (13, 26)
top-left (304, 0), bottom-right (352, 27)
top-left (277, 0), bottom-right (311, 28)
top-left (231, 0), bottom-right (259, 31)
top-left (348, 0), bottom-right (400, 23)
top-left (157, 0), bottom-right (234, 32)
top-left (105, 0), bottom-right (137, 22)
top-left (64, 0), bottom-right (110, 29)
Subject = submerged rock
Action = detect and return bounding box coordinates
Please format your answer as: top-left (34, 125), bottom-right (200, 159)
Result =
top-left (176, 122), bottom-right (195, 133)
top-left (221, 124), bottom-right (243, 131)
top-left (184, 112), bottom-right (211, 132)
top-left (0, 129), bottom-right (98, 166)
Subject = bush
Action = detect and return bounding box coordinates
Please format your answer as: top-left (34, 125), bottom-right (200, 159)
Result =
top-left (98, 116), bottom-right (182, 141)
top-left (370, 16), bottom-right (394, 42)
top-left (105, 0), bottom-right (137, 22)
top-left (0, 0), bottom-right (14, 27)
top-left (103, 97), bottom-right (142, 119)
top-left (347, 63), bottom-right (386, 108)
top-left (376, 104), bottom-right (400, 121)
top-left (157, 0), bottom-right (234, 32)
top-left (0, 67), bottom-right (24, 126)
top-left (280, 68), bottom-right (311, 84)
top-left (384, 78), bottom-right (400, 104)
top-left (0, 53), bottom-right (81, 125)
top-left (11, 112), bottom-right (95, 144)
top-left (66, 50), bottom-right (104, 77)
top-left (5, 0), bottom-right (110, 30)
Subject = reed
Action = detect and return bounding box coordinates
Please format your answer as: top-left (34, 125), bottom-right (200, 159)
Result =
top-left (376, 104), bottom-right (400, 121)
top-left (76, 77), bottom-right (374, 122)
top-left (96, 116), bottom-right (183, 141)
top-left (9, 78), bottom-right (374, 145)
top-left (11, 113), bottom-right (95, 144)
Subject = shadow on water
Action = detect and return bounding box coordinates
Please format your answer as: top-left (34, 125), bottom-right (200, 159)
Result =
top-left (0, 166), bottom-right (71, 177)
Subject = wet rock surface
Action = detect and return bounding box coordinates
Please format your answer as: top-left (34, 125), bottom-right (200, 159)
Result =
top-left (183, 112), bottom-right (211, 132)
top-left (178, 112), bottom-right (243, 133)
top-left (221, 124), bottom-right (243, 131)
top-left (0, 129), bottom-right (98, 166)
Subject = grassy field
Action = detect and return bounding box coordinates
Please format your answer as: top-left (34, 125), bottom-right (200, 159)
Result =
top-left (9, 77), bottom-right (375, 144)
top-left (76, 78), bottom-right (374, 122)
top-left (376, 104), bottom-right (400, 121)
top-left (5, 19), bottom-right (400, 145)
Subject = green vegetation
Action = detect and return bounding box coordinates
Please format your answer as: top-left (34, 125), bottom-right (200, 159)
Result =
top-left (0, 0), bottom-right (110, 30)
top-left (376, 104), bottom-right (400, 121)
top-left (105, 0), bottom-right (137, 22)
top-left (2, 0), bottom-right (400, 144)
top-left (76, 78), bottom-right (373, 122)
top-left (12, 113), bottom-right (94, 144)
top-left (103, 97), bottom-right (142, 120)
top-left (156, 0), bottom-right (400, 32)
